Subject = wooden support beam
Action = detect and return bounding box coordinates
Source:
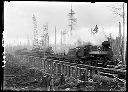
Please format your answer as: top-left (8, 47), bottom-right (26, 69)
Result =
top-left (66, 65), bottom-right (69, 77)
top-left (24, 55), bottom-right (126, 82)
top-left (72, 66), bottom-right (76, 78)
top-left (51, 62), bottom-right (54, 75)
top-left (41, 58), bottom-right (45, 70)
top-left (29, 56), bottom-right (35, 67)
top-left (62, 64), bottom-right (64, 74)
top-left (77, 67), bottom-right (80, 78)
top-left (64, 65), bottom-right (67, 77)
top-left (63, 64), bottom-right (66, 76)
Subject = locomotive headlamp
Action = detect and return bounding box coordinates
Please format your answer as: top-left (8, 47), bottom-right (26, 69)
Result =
top-left (76, 48), bottom-right (80, 50)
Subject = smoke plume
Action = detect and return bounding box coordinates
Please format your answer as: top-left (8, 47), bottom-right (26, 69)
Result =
top-left (67, 27), bottom-right (108, 46)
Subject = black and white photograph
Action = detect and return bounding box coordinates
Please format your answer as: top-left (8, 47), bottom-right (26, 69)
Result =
top-left (3, 1), bottom-right (127, 91)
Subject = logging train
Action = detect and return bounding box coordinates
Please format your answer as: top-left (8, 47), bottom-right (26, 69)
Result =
top-left (55, 41), bottom-right (116, 67)
top-left (66, 41), bottom-right (114, 67)
top-left (20, 40), bottom-right (116, 67)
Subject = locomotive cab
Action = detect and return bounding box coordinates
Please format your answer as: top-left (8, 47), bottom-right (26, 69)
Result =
top-left (102, 41), bottom-right (113, 60)
top-left (102, 41), bottom-right (111, 51)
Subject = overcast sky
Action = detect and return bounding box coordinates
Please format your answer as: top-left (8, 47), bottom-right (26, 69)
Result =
top-left (4, 1), bottom-right (127, 46)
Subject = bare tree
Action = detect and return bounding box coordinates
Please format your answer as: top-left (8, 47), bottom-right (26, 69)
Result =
top-left (107, 2), bottom-right (127, 65)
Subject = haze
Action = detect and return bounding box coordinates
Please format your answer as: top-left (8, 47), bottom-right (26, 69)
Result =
top-left (4, 1), bottom-right (127, 46)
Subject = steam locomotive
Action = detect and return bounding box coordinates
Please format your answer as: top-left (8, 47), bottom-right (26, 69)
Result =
top-left (65, 41), bottom-right (114, 67)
